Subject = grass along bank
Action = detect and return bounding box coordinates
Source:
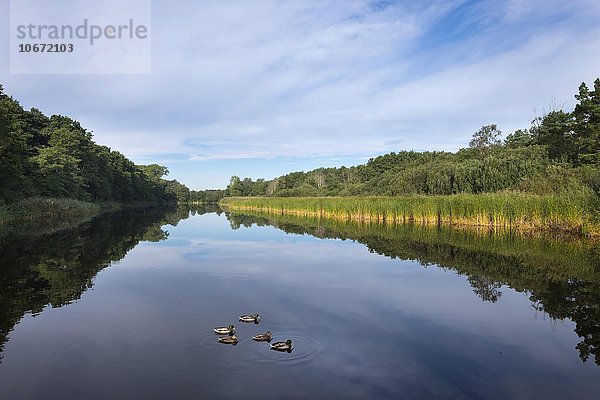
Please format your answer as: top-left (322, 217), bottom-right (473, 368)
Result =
top-left (0, 197), bottom-right (118, 228)
top-left (220, 192), bottom-right (600, 236)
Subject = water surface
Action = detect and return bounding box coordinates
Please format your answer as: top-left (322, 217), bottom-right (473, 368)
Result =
top-left (1, 207), bottom-right (599, 399)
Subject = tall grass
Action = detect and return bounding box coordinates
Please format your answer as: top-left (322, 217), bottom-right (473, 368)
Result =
top-left (220, 192), bottom-right (600, 235)
top-left (0, 197), bottom-right (106, 227)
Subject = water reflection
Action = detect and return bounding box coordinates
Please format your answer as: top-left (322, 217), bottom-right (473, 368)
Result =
top-left (0, 205), bottom-right (215, 363)
top-left (1, 206), bottom-right (599, 399)
top-left (225, 210), bottom-right (600, 366)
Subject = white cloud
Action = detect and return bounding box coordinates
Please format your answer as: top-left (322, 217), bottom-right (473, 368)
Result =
top-left (1, 0), bottom-right (599, 187)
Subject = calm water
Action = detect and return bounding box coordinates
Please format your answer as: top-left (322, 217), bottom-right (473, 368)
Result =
top-left (1, 207), bottom-right (599, 399)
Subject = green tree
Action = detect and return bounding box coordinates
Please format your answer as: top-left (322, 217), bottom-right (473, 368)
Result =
top-left (469, 124), bottom-right (502, 153)
top-left (31, 143), bottom-right (83, 198)
top-left (573, 79), bottom-right (600, 165)
top-left (140, 164), bottom-right (169, 181)
top-left (227, 176), bottom-right (243, 196)
top-left (0, 86), bottom-right (29, 200)
top-left (250, 179), bottom-right (267, 196)
top-left (0, 84), bottom-right (188, 205)
top-left (531, 111), bottom-right (574, 161)
top-left (505, 129), bottom-right (533, 148)
top-left (165, 179), bottom-right (189, 203)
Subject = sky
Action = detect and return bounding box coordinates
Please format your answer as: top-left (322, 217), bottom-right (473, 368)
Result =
top-left (1, 0), bottom-right (600, 189)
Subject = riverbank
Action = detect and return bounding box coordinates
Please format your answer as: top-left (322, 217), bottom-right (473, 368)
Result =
top-left (0, 197), bottom-right (107, 224)
top-left (220, 193), bottom-right (600, 236)
top-left (0, 197), bottom-right (121, 236)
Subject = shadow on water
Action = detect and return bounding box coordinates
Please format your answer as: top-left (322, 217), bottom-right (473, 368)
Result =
top-left (0, 204), bottom-right (219, 364)
top-left (225, 210), bottom-right (600, 367)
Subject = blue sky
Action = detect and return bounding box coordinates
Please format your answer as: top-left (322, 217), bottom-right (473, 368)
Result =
top-left (2, 0), bottom-right (600, 189)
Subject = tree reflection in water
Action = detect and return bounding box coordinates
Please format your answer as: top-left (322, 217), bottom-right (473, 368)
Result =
top-left (0, 205), bottom-right (217, 364)
top-left (225, 210), bottom-right (600, 366)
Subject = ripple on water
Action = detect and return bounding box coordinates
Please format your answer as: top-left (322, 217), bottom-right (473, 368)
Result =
top-left (197, 331), bottom-right (240, 351)
top-left (236, 331), bottom-right (323, 366)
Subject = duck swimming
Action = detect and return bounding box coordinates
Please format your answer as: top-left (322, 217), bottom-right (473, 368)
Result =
top-left (218, 335), bottom-right (238, 345)
top-left (239, 314), bottom-right (260, 323)
top-left (213, 325), bottom-right (235, 335)
top-left (270, 339), bottom-right (293, 352)
top-left (252, 331), bottom-right (273, 342)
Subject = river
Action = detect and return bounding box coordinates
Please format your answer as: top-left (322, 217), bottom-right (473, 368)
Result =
top-left (1, 206), bottom-right (599, 399)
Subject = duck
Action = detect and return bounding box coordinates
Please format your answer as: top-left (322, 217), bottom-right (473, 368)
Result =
top-left (213, 325), bottom-right (235, 335)
top-left (239, 314), bottom-right (260, 323)
top-left (252, 331), bottom-right (273, 342)
top-left (270, 339), bottom-right (293, 352)
top-left (218, 335), bottom-right (238, 345)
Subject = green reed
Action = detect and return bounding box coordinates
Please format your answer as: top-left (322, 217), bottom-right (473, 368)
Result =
top-left (221, 192), bottom-right (600, 236)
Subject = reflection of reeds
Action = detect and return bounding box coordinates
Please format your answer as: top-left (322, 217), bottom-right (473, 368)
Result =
top-left (225, 209), bottom-right (600, 282)
top-left (226, 204), bottom-right (600, 366)
top-left (221, 193), bottom-right (600, 236)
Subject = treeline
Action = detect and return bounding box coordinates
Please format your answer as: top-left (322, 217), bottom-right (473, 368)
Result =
top-left (189, 189), bottom-right (227, 204)
top-left (0, 84), bottom-right (190, 204)
top-left (225, 79), bottom-right (600, 198)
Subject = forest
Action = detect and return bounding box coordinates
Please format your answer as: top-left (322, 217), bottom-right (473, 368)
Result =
top-left (224, 79), bottom-right (600, 199)
top-left (0, 83), bottom-right (190, 206)
top-left (2, 78), bottom-right (599, 216)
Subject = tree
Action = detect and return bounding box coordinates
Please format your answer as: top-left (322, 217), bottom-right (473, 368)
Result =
top-left (469, 124), bottom-right (502, 151)
top-left (140, 164), bottom-right (169, 181)
top-left (312, 169), bottom-right (326, 189)
top-left (531, 111), bottom-right (574, 161)
top-left (0, 84), bottom-right (188, 204)
top-left (504, 129), bottom-right (533, 148)
top-left (573, 79), bottom-right (600, 165)
top-left (0, 90), bottom-right (29, 200)
top-left (241, 177), bottom-right (254, 196)
top-left (266, 179), bottom-right (279, 195)
top-left (250, 179), bottom-right (267, 196)
top-left (227, 176), bottom-right (243, 196)
top-left (164, 179), bottom-right (189, 203)
top-left (31, 143), bottom-right (83, 198)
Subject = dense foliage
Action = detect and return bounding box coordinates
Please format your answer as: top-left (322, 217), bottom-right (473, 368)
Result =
top-left (225, 79), bottom-right (600, 198)
top-left (189, 189), bottom-right (227, 204)
top-left (0, 84), bottom-right (190, 204)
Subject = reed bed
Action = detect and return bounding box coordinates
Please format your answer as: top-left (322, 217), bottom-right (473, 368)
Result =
top-left (220, 193), bottom-right (600, 236)
top-left (0, 197), bottom-right (103, 225)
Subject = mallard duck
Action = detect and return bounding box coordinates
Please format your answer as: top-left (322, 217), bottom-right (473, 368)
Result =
top-left (239, 314), bottom-right (260, 323)
top-left (218, 335), bottom-right (238, 344)
top-left (213, 324), bottom-right (235, 335)
top-left (270, 339), bottom-right (293, 352)
top-left (252, 331), bottom-right (273, 342)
